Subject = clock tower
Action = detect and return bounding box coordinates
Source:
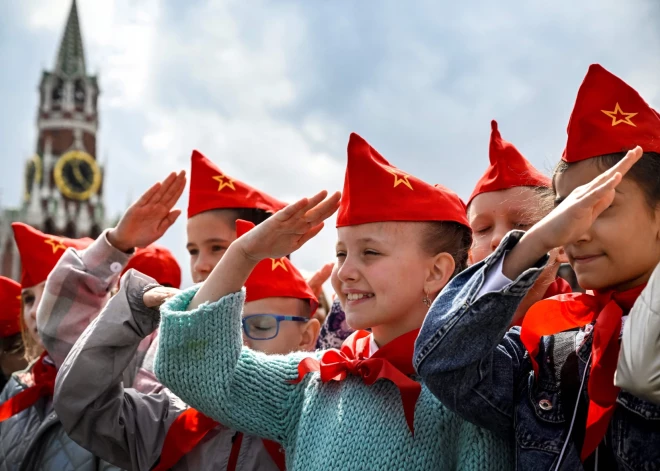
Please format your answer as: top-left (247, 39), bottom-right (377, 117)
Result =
top-left (25, 0), bottom-right (104, 239)
top-left (0, 0), bottom-right (105, 280)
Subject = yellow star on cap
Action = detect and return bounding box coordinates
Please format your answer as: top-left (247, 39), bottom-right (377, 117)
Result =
top-left (386, 168), bottom-right (413, 190)
top-left (45, 238), bottom-right (67, 254)
top-left (271, 258), bottom-right (289, 272)
top-left (601, 103), bottom-right (638, 127)
top-left (212, 173), bottom-right (236, 191)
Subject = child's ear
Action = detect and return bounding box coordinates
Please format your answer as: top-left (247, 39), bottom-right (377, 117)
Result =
top-left (425, 252), bottom-right (455, 297)
top-left (300, 318), bottom-right (321, 352)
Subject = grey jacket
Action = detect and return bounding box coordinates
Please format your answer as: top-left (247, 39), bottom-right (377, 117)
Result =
top-left (54, 269), bottom-right (282, 471)
top-left (616, 260), bottom-right (660, 405)
top-left (0, 362), bottom-right (121, 471)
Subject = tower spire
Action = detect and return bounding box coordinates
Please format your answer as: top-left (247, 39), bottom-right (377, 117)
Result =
top-left (54, 0), bottom-right (86, 77)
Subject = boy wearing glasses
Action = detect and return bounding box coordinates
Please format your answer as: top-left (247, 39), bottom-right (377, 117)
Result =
top-left (49, 220), bottom-right (320, 471)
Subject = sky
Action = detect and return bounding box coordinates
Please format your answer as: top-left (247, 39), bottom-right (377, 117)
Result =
top-left (1, 0), bottom-right (660, 287)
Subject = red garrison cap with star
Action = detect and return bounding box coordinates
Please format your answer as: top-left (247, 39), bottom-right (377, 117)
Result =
top-left (11, 222), bottom-right (92, 288)
top-left (236, 220), bottom-right (318, 315)
top-left (336, 133), bottom-right (470, 228)
top-left (187, 150), bottom-right (287, 218)
top-left (468, 120), bottom-right (551, 205)
top-left (563, 64), bottom-right (660, 163)
top-left (0, 276), bottom-right (22, 337)
top-left (122, 244), bottom-right (182, 289)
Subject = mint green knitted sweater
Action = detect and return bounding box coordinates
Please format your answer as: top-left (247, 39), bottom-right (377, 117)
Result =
top-left (154, 288), bottom-right (512, 471)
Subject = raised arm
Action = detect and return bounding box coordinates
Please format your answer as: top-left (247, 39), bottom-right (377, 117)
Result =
top-left (38, 170), bottom-right (185, 369)
top-left (416, 146), bottom-right (645, 434)
top-left (414, 231), bottom-right (548, 435)
top-left (155, 190), bottom-right (340, 444)
top-left (54, 270), bottom-right (184, 471)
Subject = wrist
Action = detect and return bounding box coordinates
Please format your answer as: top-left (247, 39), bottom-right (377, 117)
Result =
top-left (107, 229), bottom-right (134, 253)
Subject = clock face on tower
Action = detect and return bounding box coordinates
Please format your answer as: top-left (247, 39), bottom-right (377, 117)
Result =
top-left (54, 150), bottom-right (102, 201)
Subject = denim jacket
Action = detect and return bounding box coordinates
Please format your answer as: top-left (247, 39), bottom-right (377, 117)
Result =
top-left (414, 231), bottom-right (660, 471)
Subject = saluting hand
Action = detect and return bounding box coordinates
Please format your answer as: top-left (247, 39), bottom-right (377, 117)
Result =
top-left (188, 190), bottom-right (341, 311)
top-left (504, 146), bottom-right (643, 280)
top-left (108, 171), bottom-right (187, 252)
top-left (238, 190), bottom-right (342, 262)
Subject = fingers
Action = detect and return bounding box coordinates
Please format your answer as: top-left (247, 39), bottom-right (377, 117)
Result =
top-left (303, 191), bottom-right (341, 224)
top-left (588, 146), bottom-right (643, 190)
top-left (157, 209), bottom-right (182, 233)
top-left (286, 191), bottom-right (329, 222)
top-left (135, 182), bottom-right (162, 207)
top-left (308, 262), bottom-right (335, 294)
top-left (582, 173), bottom-right (621, 217)
top-left (149, 172), bottom-right (180, 206)
top-left (275, 197), bottom-right (312, 221)
top-left (162, 171), bottom-right (187, 208)
top-left (610, 146), bottom-right (643, 179)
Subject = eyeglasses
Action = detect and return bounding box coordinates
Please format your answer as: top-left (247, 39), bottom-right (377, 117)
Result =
top-left (241, 314), bottom-right (309, 341)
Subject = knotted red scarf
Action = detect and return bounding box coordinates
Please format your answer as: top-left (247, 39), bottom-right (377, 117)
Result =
top-left (511, 276), bottom-right (574, 327)
top-left (543, 276), bottom-right (574, 299)
top-left (521, 284), bottom-right (645, 461)
top-left (291, 328), bottom-right (422, 434)
top-left (0, 352), bottom-right (56, 421)
top-left (153, 407), bottom-right (286, 471)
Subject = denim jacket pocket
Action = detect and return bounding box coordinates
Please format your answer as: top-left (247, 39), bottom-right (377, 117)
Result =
top-left (514, 373), bottom-right (570, 470)
top-left (611, 391), bottom-right (660, 471)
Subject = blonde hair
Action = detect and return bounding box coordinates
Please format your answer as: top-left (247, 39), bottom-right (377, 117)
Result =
top-left (19, 300), bottom-right (44, 362)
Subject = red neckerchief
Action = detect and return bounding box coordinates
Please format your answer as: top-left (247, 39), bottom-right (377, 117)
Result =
top-left (0, 352), bottom-right (55, 422)
top-left (154, 409), bottom-right (286, 471)
top-left (543, 276), bottom-right (574, 298)
top-left (511, 277), bottom-right (574, 327)
top-left (521, 284), bottom-right (645, 461)
top-left (291, 329), bottom-right (422, 434)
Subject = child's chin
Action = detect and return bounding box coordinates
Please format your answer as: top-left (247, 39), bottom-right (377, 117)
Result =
top-left (344, 311), bottom-right (373, 332)
top-left (575, 273), bottom-right (611, 291)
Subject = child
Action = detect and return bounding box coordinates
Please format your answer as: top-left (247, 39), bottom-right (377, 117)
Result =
top-left (185, 150), bottom-right (285, 283)
top-left (53, 220), bottom-right (320, 471)
top-left (415, 64), bottom-right (660, 470)
top-left (468, 120), bottom-right (572, 325)
top-left (0, 277), bottom-right (27, 391)
top-left (0, 223), bottom-right (123, 471)
top-left (154, 134), bottom-right (512, 470)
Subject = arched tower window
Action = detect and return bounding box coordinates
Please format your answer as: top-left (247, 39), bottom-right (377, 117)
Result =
top-left (52, 78), bottom-right (65, 110)
top-left (74, 79), bottom-right (86, 111)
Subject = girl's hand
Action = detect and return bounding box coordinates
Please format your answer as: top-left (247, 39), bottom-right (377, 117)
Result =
top-left (187, 190), bottom-right (341, 311)
top-left (529, 146), bottom-right (642, 252)
top-left (143, 286), bottom-right (181, 309)
top-left (238, 190), bottom-right (341, 262)
top-left (108, 171), bottom-right (186, 252)
top-left (307, 262), bottom-right (335, 299)
top-left (504, 146), bottom-right (643, 280)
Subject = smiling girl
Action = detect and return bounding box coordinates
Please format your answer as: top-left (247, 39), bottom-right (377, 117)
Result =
top-left (154, 133), bottom-right (511, 470)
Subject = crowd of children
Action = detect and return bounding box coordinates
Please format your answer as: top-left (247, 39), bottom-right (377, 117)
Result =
top-left (0, 63), bottom-right (659, 470)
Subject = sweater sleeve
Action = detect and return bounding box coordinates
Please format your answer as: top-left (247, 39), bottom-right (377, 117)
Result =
top-left (37, 230), bottom-right (132, 369)
top-left (54, 270), bottom-right (186, 471)
top-left (615, 261), bottom-right (660, 404)
top-left (154, 287), bottom-right (314, 446)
